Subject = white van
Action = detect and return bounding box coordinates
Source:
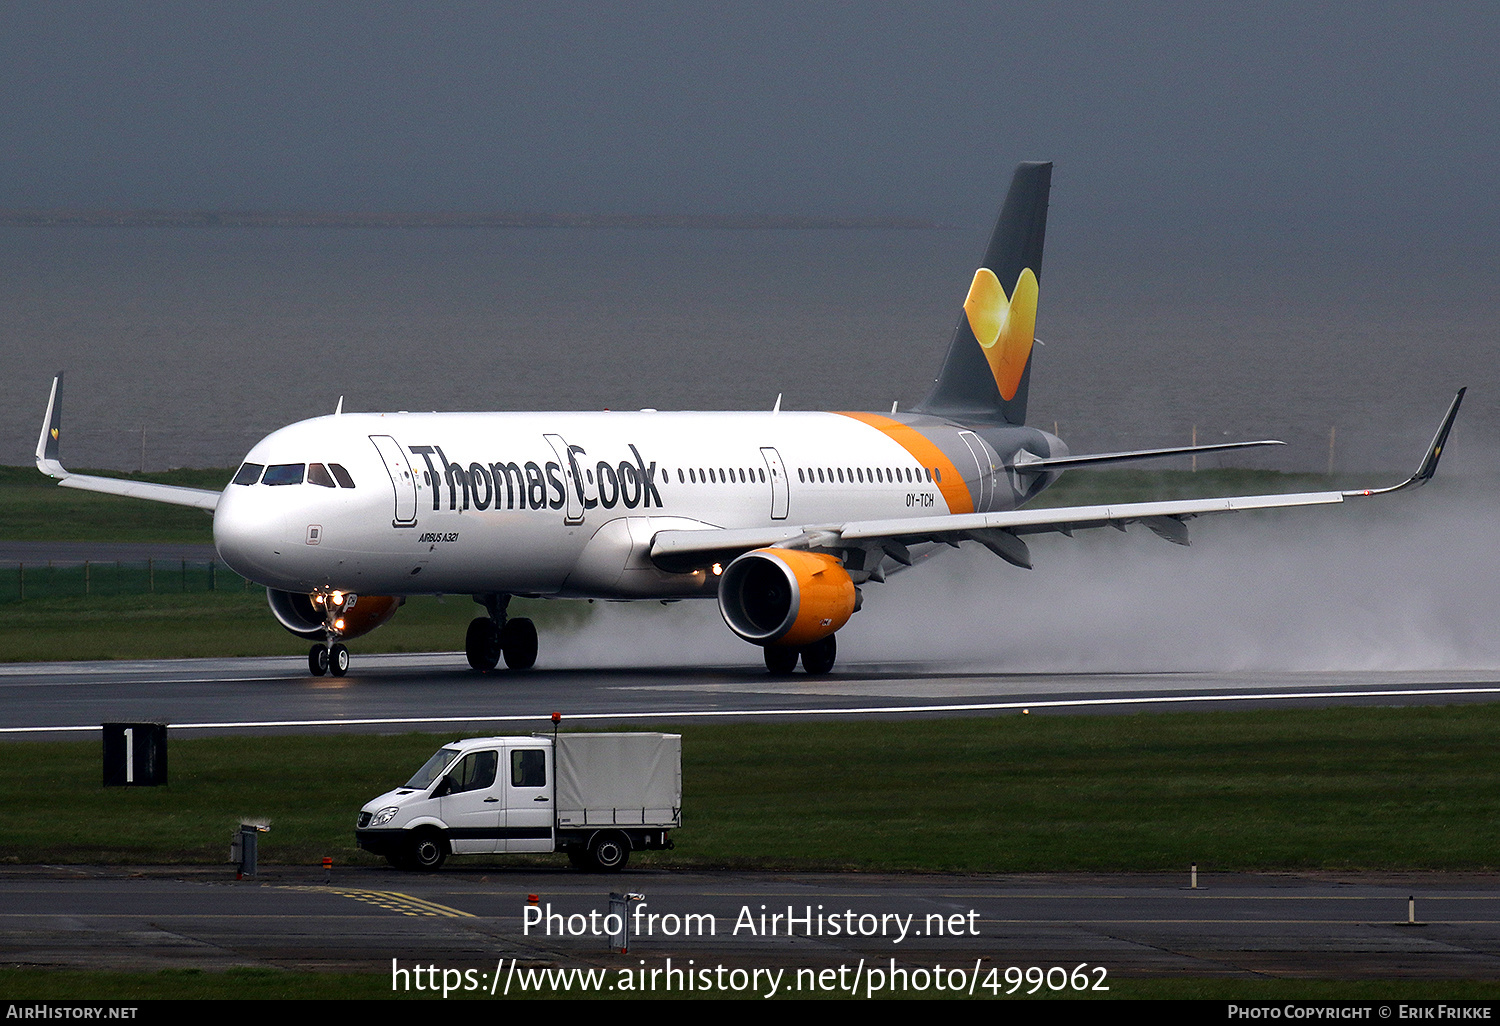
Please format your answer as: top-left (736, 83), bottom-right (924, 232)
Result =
top-left (356, 732), bottom-right (681, 871)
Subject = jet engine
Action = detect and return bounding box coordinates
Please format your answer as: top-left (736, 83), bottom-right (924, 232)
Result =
top-left (717, 548), bottom-right (856, 647)
top-left (267, 589), bottom-right (403, 641)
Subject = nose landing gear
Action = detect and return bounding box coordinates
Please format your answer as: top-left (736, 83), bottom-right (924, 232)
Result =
top-left (307, 590), bottom-right (355, 677)
top-left (466, 593), bottom-right (538, 672)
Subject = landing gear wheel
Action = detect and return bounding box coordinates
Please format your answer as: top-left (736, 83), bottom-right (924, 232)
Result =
top-left (407, 830), bottom-right (448, 872)
top-left (800, 634), bottom-right (837, 675)
top-left (329, 643), bottom-right (350, 677)
top-left (586, 832), bottom-right (630, 872)
top-left (764, 646), bottom-right (799, 675)
top-left (308, 644), bottom-right (329, 676)
top-left (501, 617), bottom-right (538, 670)
top-left (465, 617), bottom-right (501, 671)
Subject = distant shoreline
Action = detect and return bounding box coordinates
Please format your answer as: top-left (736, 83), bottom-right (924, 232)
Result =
top-left (0, 210), bottom-right (949, 230)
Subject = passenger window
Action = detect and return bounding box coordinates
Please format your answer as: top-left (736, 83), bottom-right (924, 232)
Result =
top-left (511, 749), bottom-right (547, 788)
top-left (262, 463), bottom-right (306, 486)
top-left (329, 463), bottom-right (356, 488)
top-left (232, 463), bottom-right (264, 486)
top-left (448, 750), bottom-right (498, 793)
top-left (307, 463), bottom-right (336, 488)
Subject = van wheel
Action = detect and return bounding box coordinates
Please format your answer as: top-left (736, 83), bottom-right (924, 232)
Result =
top-left (587, 832), bottom-right (630, 872)
top-left (408, 830), bottom-right (448, 871)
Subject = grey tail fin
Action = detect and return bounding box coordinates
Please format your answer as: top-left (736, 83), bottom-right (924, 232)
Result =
top-left (915, 161), bottom-right (1051, 425)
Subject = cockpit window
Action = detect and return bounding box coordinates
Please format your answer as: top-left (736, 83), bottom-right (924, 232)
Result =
top-left (262, 463), bottom-right (305, 486)
top-left (329, 463), bottom-right (355, 488)
top-left (307, 463), bottom-right (336, 488)
top-left (232, 463), bottom-right (264, 486)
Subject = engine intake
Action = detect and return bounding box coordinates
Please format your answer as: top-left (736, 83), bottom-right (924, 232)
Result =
top-left (718, 548), bottom-right (856, 647)
top-left (267, 589), bottom-right (402, 640)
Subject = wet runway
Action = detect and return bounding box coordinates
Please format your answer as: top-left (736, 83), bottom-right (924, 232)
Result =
top-left (4, 652), bottom-right (1500, 740)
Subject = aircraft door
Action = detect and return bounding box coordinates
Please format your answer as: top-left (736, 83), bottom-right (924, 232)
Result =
top-left (369, 435), bottom-right (418, 527)
top-left (760, 446), bottom-right (789, 520)
top-left (544, 434), bottom-right (585, 525)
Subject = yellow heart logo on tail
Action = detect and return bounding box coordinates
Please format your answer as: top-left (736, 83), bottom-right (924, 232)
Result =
top-left (964, 267), bottom-right (1038, 401)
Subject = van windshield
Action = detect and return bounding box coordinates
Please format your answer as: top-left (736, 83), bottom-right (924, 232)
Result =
top-left (405, 747), bottom-right (461, 789)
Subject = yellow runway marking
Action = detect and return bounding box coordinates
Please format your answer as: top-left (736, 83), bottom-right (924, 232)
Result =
top-left (280, 885), bottom-right (475, 918)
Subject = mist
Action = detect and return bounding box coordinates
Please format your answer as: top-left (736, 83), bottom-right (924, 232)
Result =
top-left (540, 485), bottom-right (1500, 674)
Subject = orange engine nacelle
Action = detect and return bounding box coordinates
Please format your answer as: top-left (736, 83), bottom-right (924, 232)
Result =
top-left (718, 548), bottom-right (856, 647)
top-left (267, 589), bottom-right (403, 641)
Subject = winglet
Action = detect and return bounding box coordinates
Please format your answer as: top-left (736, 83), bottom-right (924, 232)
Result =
top-left (35, 373), bottom-right (67, 480)
top-left (1343, 388), bottom-right (1466, 497)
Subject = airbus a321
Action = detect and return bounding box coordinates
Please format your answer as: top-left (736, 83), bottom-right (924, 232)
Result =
top-left (35, 163), bottom-right (1465, 677)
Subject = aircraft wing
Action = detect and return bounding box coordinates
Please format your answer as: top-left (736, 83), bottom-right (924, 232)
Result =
top-left (651, 389), bottom-right (1465, 574)
top-left (35, 374), bottom-right (222, 512)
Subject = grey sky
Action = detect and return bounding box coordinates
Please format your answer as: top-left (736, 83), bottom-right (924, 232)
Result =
top-left (3, 1), bottom-right (1497, 235)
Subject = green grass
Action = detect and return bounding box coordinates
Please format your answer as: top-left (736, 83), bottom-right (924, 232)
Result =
top-left (0, 590), bottom-right (584, 661)
top-left (7, 709), bottom-right (1500, 872)
top-left (1030, 467), bottom-right (1359, 507)
top-left (0, 464), bottom-right (224, 543)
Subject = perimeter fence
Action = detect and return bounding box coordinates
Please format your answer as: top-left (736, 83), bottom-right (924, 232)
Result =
top-left (0, 559), bottom-right (251, 603)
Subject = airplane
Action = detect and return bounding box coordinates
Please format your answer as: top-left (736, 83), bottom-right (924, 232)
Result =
top-left (34, 162), bottom-right (1465, 678)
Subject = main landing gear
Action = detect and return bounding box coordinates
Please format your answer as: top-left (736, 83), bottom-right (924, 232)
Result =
top-left (764, 633), bottom-right (837, 676)
top-left (466, 593), bottom-right (537, 672)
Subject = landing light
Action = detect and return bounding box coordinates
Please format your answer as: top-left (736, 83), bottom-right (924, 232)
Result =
top-left (331, 590), bottom-right (344, 605)
top-left (712, 562), bottom-right (723, 576)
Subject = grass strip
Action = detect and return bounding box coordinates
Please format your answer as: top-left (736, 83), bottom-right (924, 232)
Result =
top-left (0, 591), bottom-right (584, 662)
top-left (5, 709), bottom-right (1500, 872)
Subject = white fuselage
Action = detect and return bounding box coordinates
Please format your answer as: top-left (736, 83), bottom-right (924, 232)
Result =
top-left (213, 410), bottom-right (1059, 599)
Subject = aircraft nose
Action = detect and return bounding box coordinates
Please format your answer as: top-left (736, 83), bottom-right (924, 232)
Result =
top-left (213, 488), bottom-right (289, 584)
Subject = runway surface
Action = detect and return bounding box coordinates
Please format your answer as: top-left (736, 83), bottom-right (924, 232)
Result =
top-left (7, 655), bottom-right (1500, 988)
top-left (7, 865), bottom-right (1500, 983)
top-left (4, 652), bottom-right (1500, 740)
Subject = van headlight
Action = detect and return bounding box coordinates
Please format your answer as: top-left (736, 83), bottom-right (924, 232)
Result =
top-left (369, 806), bottom-right (401, 827)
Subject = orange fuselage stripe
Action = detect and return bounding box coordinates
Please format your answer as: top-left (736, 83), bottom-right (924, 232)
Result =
top-left (834, 412), bottom-right (974, 515)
